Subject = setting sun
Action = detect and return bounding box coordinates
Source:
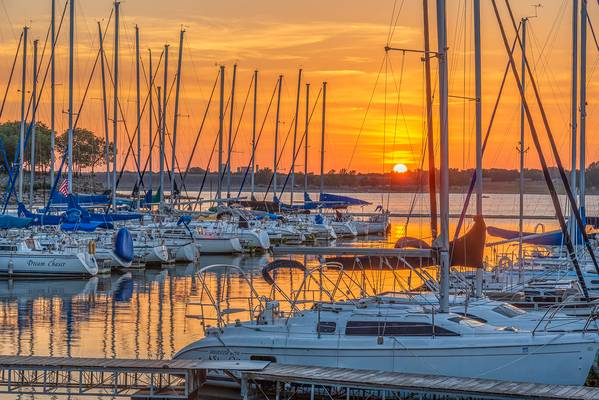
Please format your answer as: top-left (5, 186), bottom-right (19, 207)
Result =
top-left (393, 163), bottom-right (408, 174)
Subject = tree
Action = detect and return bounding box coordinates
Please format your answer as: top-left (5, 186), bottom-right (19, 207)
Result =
top-left (0, 121), bottom-right (53, 172)
top-left (56, 128), bottom-right (112, 174)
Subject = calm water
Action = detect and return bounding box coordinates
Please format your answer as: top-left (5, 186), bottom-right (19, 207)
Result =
top-left (0, 192), bottom-right (587, 398)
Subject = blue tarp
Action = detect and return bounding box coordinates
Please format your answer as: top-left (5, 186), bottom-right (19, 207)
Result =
top-left (487, 226), bottom-right (565, 246)
top-left (0, 214), bottom-right (33, 229)
top-left (319, 192), bottom-right (371, 207)
top-left (61, 221), bottom-right (114, 232)
top-left (52, 193), bottom-right (110, 205)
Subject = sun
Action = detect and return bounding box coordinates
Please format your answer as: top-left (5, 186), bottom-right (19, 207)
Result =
top-left (393, 163), bottom-right (408, 174)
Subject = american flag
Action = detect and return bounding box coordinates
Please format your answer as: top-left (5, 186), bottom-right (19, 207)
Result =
top-left (58, 179), bottom-right (69, 196)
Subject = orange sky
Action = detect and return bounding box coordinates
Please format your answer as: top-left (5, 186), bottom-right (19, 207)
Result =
top-left (0, 0), bottom-right (597, 174)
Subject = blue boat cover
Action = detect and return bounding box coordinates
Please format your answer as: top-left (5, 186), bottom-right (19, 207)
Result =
top-left (61, 221), bottom-right (114, 232)
top-left (52, 193), bottom-right (110, 205)
top-left (18, 203), bottom-right (63, 225)
top-left (114, 227), bottom-right (134, 263)
top-left (319, 193), bottom-right (371, 207)
top-left (0, 214), bottom-right (33, 229)
top-left (487, 226), bottom-right (564, 246)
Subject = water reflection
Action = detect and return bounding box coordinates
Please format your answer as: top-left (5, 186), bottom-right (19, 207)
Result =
top-left (0, 260), bottom-right (241, 361)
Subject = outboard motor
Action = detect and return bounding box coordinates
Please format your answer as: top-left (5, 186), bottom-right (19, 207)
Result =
top-left (113, 227), bottom-right (134, 264)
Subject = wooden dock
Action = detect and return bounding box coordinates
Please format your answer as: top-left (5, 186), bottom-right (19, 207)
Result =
top-left (0, 355), bottom-right (268, 399)
top-left (271, 246), bottom-right (432, 256)
top-left (241, 364), bottom-right (599, 400)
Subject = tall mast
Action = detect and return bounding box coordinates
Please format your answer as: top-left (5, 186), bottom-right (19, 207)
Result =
top-left (226, 64), bottom-right (237, 198)
top-left (273, 75), bottom-right (283, 199)
top-left (217, 65), bottom-right (225, 200)
top-left (290, 69), bottom-right (302, 206)
top-left (160, 44), bottom-right (168, 209)
top-left (112, 1), bottom-right (120, 210)
top-left (157, 85), bottom-right (163, 206)
top-left (68, 0), bottom-right (74, 193)
top-left (135, 25), bottom-right (141, 195)
top-left (172, 29), bottom-right (184, 207)
top-left (98, 21), bottom-right (110, 190)
top-left (422, 0), bottom-right (437, 239)
top-left (18, 26), bottom-right (27, 202)
top-left (473, 0), bottom-right (483, 297)
top-left (436, 0), bottom-right (450, 313)
top-left (319, 82), bottom-right (327, 196)
top-left (519, 17), bottom-right (527, 275)
top-left (570, 1), bottom-right (578, 241)
top-left (304, 83), bottom-right (310, 194)
top-left (250, 70), bottom-right (258, 199)
top-left (148, 49), bottom-right (153, 195)
top-left (50, 0), bottom-right (56, 188)
top-left (579, 0), bottom-right (587, 215)
top-left (29, 39), bottom-right (38, 208)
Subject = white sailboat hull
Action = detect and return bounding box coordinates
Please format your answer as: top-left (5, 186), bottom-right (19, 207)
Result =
top-left (176, 332), bottom-right (599, 385)
top-left (0, 252), bottom-right (98, 277)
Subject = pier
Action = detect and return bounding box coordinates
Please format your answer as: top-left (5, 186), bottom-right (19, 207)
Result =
top-left (0, 356), bottom-right (597, 399)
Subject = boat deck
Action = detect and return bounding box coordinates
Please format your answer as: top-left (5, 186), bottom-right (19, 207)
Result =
top-left (242, 363), bottom-right (599, 399)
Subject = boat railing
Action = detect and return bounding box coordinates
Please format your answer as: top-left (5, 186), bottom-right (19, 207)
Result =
top-left (531, 295), bottom-right (599, 335)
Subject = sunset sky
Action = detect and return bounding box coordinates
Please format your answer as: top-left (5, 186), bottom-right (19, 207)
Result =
top-left (0, 0), bottom-right (597, 175)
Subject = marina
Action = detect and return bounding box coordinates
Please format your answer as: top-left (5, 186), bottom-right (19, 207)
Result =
top-left (0, 0), bottom-right (598, 398)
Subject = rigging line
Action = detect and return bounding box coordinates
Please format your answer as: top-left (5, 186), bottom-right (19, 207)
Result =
top-left (261, 100), bottom-right (300, 201)
top-left (0, 0), bottom-right (16, 41)
top-left (386, 51), bottom-right (406, 209)
top-left (587, 12), bottom-right (599, 52)
top-left (181, 71), bottom-right (219, 186)
top-left (496, 0), bottom-right (595, 297)
top-left (0, 32), bottom-right (22, 118)
top-left (387, 0), bottom-right (407, 46)
top-left (22, 0), bottom-right (70, 131)
top-left (347, 55), bottom-right (386, 170)
top-left (278, 88), bottom-right (323, 198)
top-left (236, 79), bottom-right (280, 199)
top-left (110, 48), bottom-right (166, 188)
top-left (220, 73), bottom-right (255, 187)
top-left (452, 20), bottom-right (521, 243)
top-left (386, 0), bottom-right (398, 46)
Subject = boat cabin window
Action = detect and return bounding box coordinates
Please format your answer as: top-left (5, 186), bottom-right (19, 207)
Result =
top-left (317, 322), bottom-right (336, 334)
top-left (492, 304), bottom-right (526, 318)
top-left (250, 355), bottom-right (276, 362)
top-left (448, 316), bottom-right (485, 328)
top-left (452, 312), bottom-right (487, 323)
top-left (345, 321), bottom-right (459, 337)
top-left (0, 244), bottom-right (17, 251)
top-left (591, 280), bottom-right (599, 285)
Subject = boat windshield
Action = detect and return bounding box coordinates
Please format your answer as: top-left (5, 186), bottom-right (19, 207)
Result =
top-left (492, 304), bottom-right (526, 318)
top-left (448, 315), bottom-right (485, 328)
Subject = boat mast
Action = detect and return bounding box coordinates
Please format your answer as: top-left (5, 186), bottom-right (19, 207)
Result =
top-left (579, 0), bottom-right (587, 217)
top-left (18, 26), bottom-right (27, 203)
top-left (304, 83), bottom-right (310, 194)
top-left (290, 69), bottom-right (302, 206)
top-left (226, 64), bottom-right (237, 199)
top-left (273, 75), bottom-right (282, 200)
top-left (172, 29), bottom-right (184, 207)
top-left (98, 21), bottom-right (110, 190)
top-left (148, 49), bottom-right (153, 196)
top-left (112, 1), bottom-right (120, 210)
top-left (319, 82), bottom-right (327, 196)
top-left (29, 39), bottom-right (38, 208)
top-left (217, 65), bottom-right (225, 201)
top-left (250, 70), bottom-right (258, 199)
top-left (570, 1), bottom-right (578, 241)
top-left (436, 0), bottom-right (450, 313)
top-left (518, 17), bottom-right (527, 277)
top-left (68, 0), bottom-right (74, 193)
top-left (135, 25), bottom-right (141, 200)
top-left (473, 0), bottom-right (483, 297)
top-left (50, 0), bottom-right (56, 189)
top-left (157, 85), bottom-right (162, 205)
top-left (160, 44), bottom-right (168, 210)
top-left (422, 0), bottom-right (437, 240)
